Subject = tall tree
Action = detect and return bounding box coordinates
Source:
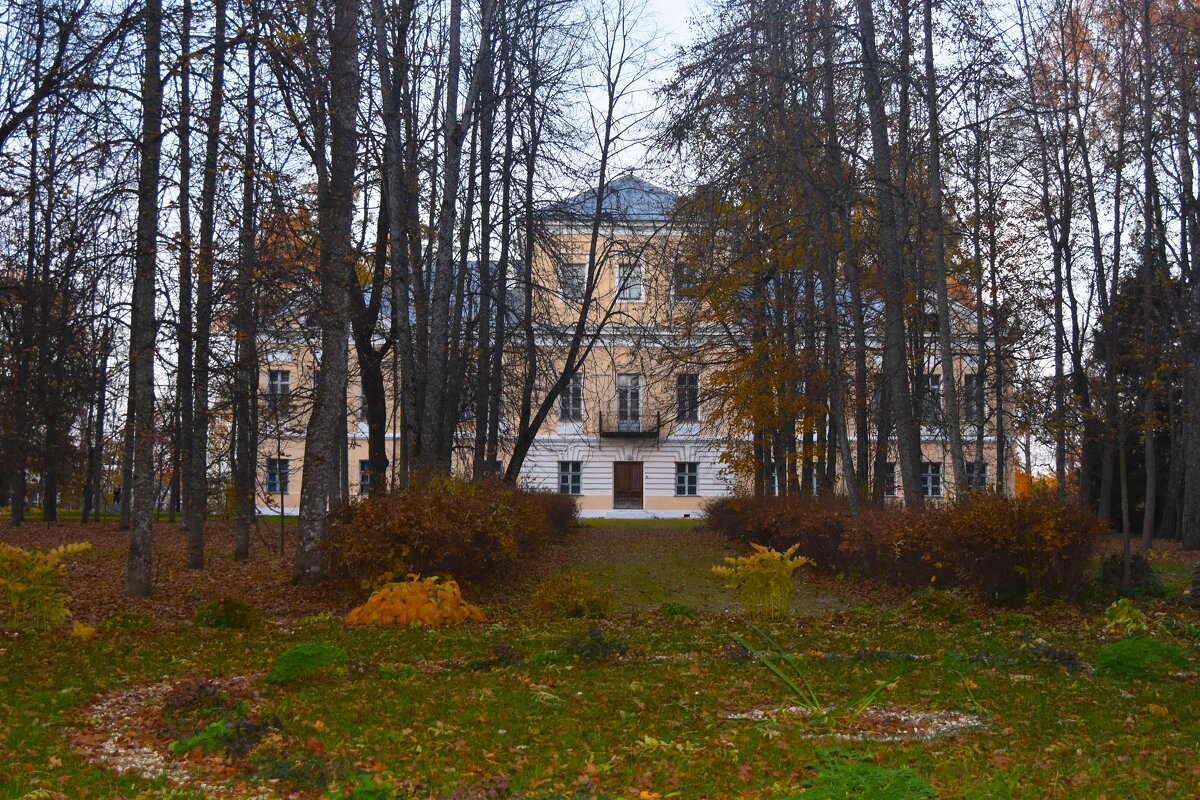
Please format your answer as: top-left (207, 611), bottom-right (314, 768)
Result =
top-left (127, 0), bottom-right (163, 598)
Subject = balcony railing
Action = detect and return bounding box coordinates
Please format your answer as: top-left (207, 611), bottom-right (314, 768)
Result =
top-left (598, 403), bottom-right (661, 438)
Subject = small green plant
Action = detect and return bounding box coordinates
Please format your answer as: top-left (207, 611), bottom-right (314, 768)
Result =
top-left (103, 611), bottom-right (156, 632)
top-left (192, 597), bottom-right (256, 629)
top-left (1093, 598), bottom-right (1163, 638)
top-left (712, 543), bottom-right (812, 620)
top-left (0, 542), bottom-right (92, 632)
top-left (1095, 637), bottom-right (1190, 681)
top-left (169, 714), bottom-right (276, 757)
top-left (530, 568), bottom-right (614, 619)
top-left (169, 719), bottom-right (233, 755)
top-left (267, 641), bottom-right (349, 684)
top-left (658, 602), bottom-right (697, 617)
top-left (791, 748), bottom-right (936, 799)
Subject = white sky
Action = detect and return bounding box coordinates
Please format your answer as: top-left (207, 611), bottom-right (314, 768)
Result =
top-left (646, 0), bottom-right (704, 47)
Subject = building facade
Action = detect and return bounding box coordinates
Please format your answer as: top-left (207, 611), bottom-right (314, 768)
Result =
top-left (255, 175), bottom-right (1014, 517)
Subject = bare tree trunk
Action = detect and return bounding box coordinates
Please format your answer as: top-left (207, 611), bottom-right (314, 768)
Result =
top-left (420, 0), bottom-right (493, 471)
top-left (120, 369), bottom-right (134, 529)
top-left (175, 0), bottom-right (194, 530)
top-left (233, 3), bottom-right (258, 560)
top-left (87, 330), bottom-right (110, 522)
top-left (294, 0), bottom-right (359, 583)
top-left (855, 0), bottom-right (924, 509)
top-left (186, 0), bottom-right (227, 569)
top-left (127, 0), bottom-right (162, 598)
top-left (923, 0), bottom-right (967, 495)
top-left (1139, 0), bottom-right (1158, 550)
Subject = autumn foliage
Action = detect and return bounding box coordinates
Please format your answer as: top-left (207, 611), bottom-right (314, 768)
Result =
top-left (706, 493), bottom-right (1102, 603)
top-left (326, 475), bottom-right (576, 588)
top-left (0, 542), bottom-right (92, 631)
top-left (345, 576), bottom-right (484, 627)
top-left (711, 543), bottom-right (813, 620)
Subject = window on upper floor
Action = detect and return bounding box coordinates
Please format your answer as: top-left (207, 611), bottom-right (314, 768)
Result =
top-left (559, 373), bottom-right (584, 421)
top-left (672, 260), bottom-right (701, 300)
top-left (919, 373), bottom-right (942, 419)
top-left (617, 259), bottom-right (643, 301)
top-left (558, 260), bottom-right (586, 302)
top-left (676, 373), bottom-right (699, 423)
top-left (883, 461), bottom-right (898, 497)
top-left (962, 372), bottom-right (985, 427)
top-left (359, 460), bottom-right (372, 495)
top-left (617, 374), bottom-right (641, 427)
top-left (267, 369), bottom-right (291, 415)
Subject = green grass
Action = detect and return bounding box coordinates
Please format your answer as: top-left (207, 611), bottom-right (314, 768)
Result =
top-left (2, 523), bottom-right (1199, 799)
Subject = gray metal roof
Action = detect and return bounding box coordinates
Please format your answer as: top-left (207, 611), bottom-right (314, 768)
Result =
top-left (545, 173), bottom-right (677, 222)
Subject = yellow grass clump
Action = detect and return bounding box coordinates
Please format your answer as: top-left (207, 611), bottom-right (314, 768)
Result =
top-left (345, 575), bottom-right (484, 627)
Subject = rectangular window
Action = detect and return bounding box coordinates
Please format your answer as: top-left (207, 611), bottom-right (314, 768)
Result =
top-left (672, 260), bottom-right (700, 299)
top-left (357, 376), bottom-right (367, 421)
top-left (883, 462), bottom-right (897, 497)
top-left (617, 374), bottom-right (641, 431)
top-left (266, 458), bottom-right (290, 495)
top-left (617, 259), bottom-right (643, 301)
top-left (965, 461), bottom-right (988, 492)
top-left (920, 373), bottom-right (942, 418)
top-left (921, 461), bottom-right (943, 498)
top-left (676, 373), bottom-right (699, 423)
top-left (558, 461), bottom-right (582, 495)
top-left (559, 373), bottom-right (584, 421)
top-left (267, 369), bottom-right (291, 413)
top-left (559, 261), bottom-right (586, 302)
top-left (358, 460), bottom-right (372, 495)
top-left (963, 373), bottom-right (984, 426)
top-left (675, 462), bottom-right (699, 496)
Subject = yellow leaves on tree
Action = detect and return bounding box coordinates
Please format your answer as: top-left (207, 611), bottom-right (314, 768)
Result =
top-left (345, 575), bottom-right (484, 628)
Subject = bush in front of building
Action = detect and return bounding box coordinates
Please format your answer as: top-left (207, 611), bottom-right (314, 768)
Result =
top-left (704, 494), bottom-right (856, 567)
top-left (705, 492), bottom-right (1102, 604)
top-left (326, 475), bottom-right (576, 589)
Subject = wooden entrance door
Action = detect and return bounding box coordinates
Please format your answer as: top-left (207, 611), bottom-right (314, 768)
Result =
top-left (613, 461), bottom-right (644, 509)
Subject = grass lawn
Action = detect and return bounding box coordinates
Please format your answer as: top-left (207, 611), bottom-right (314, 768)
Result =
top-left (1, 521), bottom-right (1199, 799)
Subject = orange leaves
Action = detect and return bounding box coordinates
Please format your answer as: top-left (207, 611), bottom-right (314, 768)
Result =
top-left (345, 576), bottom-right (484, 628)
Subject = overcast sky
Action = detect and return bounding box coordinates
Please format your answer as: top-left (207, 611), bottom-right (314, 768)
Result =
top-left (647, 0), bottom-right (703, 47)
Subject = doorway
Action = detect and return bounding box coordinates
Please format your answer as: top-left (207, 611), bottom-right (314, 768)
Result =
top-left (613, 461), bottom-right (644, 509)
